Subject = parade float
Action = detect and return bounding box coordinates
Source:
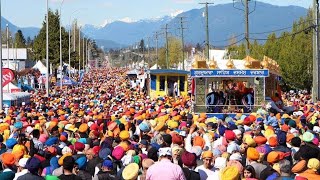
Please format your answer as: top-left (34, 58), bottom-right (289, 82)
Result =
top-left (190, 55), bottom-right (281, 117)
top-left (149, 69), bottom-right (189, 99)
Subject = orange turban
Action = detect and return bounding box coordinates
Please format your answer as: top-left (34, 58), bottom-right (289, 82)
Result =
top-left (193, 136), bottom-right (205, 149)
top-left (247, 147), bottom-right (259, 161)
top-left (268, 137), bottom-right (278, 147)
top-left (1, 153), bottom-right (15, 166)
top-left (254, 136), bottom-right (267, 145)
top-left (79, 123), bottom-right (88, 133)
top-left (267, 151), bottom-right (283, 164)
top-left (202, 150), bottom-right (213, 159)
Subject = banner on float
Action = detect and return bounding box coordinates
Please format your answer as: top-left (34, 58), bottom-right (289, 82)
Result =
top-left (190, 69), bottom-right (269, 77)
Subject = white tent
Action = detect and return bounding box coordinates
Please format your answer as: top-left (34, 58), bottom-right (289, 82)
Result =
top-left (3, 93), bottom-right (17, 101)
top-left (3, 83), bottom-right (21, 93)
top-left (150, 64), bottom-right (159, 70)
top-left (33, 60), bottom-right (47, 74)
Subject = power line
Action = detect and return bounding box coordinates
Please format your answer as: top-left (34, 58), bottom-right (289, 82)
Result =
top-left (200, 2), bottom-right (214, 60)
top-left (250, 19), bottom-right (315, 35)
top-left (211, 33), bottom-right (245, 43)
top-left (249, 25), bottom-right (314, 41)
top-left (213, 37), bottom-right (245, 48)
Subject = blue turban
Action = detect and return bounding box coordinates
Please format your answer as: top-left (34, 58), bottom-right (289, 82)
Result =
top-left (5, 138), bottom-right (17, 149)
top-left (45, 137), bottom-right (59, 146)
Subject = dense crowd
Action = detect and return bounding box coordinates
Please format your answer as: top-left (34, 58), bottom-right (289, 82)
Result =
top-left (0, 67), bottom-right (319, 180)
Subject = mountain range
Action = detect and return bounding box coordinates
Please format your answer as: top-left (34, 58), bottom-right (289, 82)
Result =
top-left (2, 2), bottom-right (308, 49)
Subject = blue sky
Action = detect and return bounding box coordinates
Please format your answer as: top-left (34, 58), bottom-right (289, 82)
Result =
top-left (1, 0), bottom-right (312, 28)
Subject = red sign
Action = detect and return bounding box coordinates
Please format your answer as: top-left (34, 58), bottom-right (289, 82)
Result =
top-left (2, 68), bottom-right (14, 87)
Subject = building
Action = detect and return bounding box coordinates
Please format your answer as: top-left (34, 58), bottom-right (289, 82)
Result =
top-left (1, 48), bottom-right (28, 71)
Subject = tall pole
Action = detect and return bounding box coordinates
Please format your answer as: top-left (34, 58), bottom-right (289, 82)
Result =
top-left (79, 26), bottom-right (81, 77)
top-left (59, 0), bottom-right (64, 88)
top-left (68, 29), bottom-right (71, 77)
top-left (46, 0), bottom-right (49, 97)
top-left (147, 37), bottom-right (150, 69)
top-left (83, 37), bottom-right (85, 70)
top-left (165, 24), bottom-right (169, 69)
top-left (180, 17), bottom-right (185, 70)
top-left (6, 24), bottom-right (9, 68)
top-left (11, 36), bottom-right (15, 71)
top-left (200, 2), bottom-right (213, 61)
top-left (155, 32), bottom-right (158, 69)
top-left (245, 0), bottom-right (250, 56)
top-left (74, 21), bottom-right (76, 52)
top-left (87, 40), bottom-right (89, 69)
top-left (0, 0), bottom-right (3, 109)
top-left (313, 0), bottom-right (320, 101)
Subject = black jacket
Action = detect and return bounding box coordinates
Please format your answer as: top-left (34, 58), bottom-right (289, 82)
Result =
top-left (86, 156), bottom-right (102, 176)
top-left (17, 173), bottom-right (44, 180)
top-left (97, 171), bottom-right (117, 180)
top-left (182, 168), bottom-right (201, 180)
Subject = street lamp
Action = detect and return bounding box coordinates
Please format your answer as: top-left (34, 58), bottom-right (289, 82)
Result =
top-left (10, 36), bottom-right (15, 71)
top-left (79, 26), bottom-right (81, 77)
top-left (59, 0), bottom-right (65, 88)
top-left (68, 9), bottom-right (83, 78)
top-left (46, 0), bottom-right (49, 97)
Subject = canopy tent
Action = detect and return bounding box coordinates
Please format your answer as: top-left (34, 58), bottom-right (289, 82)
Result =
top-left (126, 69), bottom-right (139, 76)
top-left (3, 93), bottom-right (17, 101)
top-left (150, 64), bottom-right (159, 70)
top-left (56, 76), bottom-right (78, 86)
top-left (33, 60), bottom-right (47, 74)
top-left (3, 83), bottom-right (21, 93)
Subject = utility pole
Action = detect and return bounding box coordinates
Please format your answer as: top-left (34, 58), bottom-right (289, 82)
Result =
top-left (313, 0), bottom-right (320, 101)
top-left (164, 24), bottom-right (169, 69)
top-left (83, 37), bottom-right (85, 70)
top-left (11, 36), bottom-right (15, 71)
top-left (233, 0), bottom-right (256, 56)
top-left (147, 37), bottom-right (150, 69)
top-left (73, 21), bottom-right (76, 52)
top-left (59, 0), bottom-right (64, 88)
top-left (199, 2), bottom-right (213, 61)
top-left (245, 0), bottom-right (250, 56)
top-left (179, 17), bottom-right (186, 70)
top-left (155, 32), bottom-right (159, 69)
top-left (68, 29), bottom-right (71, 77)
top-left (46, 0), bottom-right (49, 97)
top-left (79, 26), bottom-right (81, 77)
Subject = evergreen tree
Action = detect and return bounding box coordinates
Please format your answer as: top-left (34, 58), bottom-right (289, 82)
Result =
top-left (14, 30), bottom-right (26, 48)
top-left (33, 9), bottom-right (70, 68)
top-left (227, 9), bottom-right (313, 90)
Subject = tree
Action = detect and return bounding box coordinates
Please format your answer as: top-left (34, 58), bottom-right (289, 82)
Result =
top-left (227, 9), bottom-right (313, 90)
top-left (14, 30), bottom-right (26, 48)
top-left (158, 36), bottom-right (182, 68)
top-left (139, 39), bottom-right (145, 53)
top-left (33, 9), bottom-right (70, 68)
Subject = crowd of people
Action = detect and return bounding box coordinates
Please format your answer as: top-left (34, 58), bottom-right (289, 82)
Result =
top-left (0, 67), bottom-right (319, 180)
